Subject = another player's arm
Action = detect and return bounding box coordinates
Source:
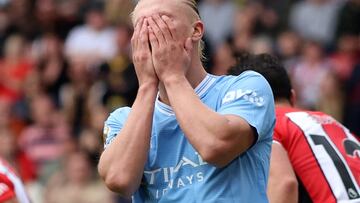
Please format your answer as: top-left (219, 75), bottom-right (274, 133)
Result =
top-left (3, 198), bottom-right (18, 203)
top-left (148, 15), bottom-right (255, 167)
top-left (98, 18), bottom-right (158, 197)
top-left (267, 142), bottom-right (298, 203)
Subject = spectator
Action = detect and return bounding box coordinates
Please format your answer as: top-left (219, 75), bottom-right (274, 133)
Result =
top-left (199, 0), bottom-right (236, 50)
top-left (59, 57), bottom-right (93, 135)
top-left (64, 2), bottom-right (117, 65)
top-left (290, 41), bottom-right (332, 110)
top-left (54, 0), bottom-right (83, 40)
top-left (250, 35), bottom-right (274, 55)
top-left (7, 0), bottom-right (38, 39)
top-left (0, 99), bottom-right (11, 130)
top-left (276, 31), bottom-right (301, 70)
top-left (330, 35), bottom-right (359, 81)
top-left (79, 129), bottom-right (103, 168)
top-left (18, 94), bottom-right (70, 181)
top-left (45, 151), bottom-right (115, 203)
top-left (33, 0), bottom-right (57, 35)
top-left (335, 0), bottom-right (360, 39)
top-left (289, 0), bottom-right (343, 46)
top-left (210, 39), bottom-right (236, 75)
top-left (93, 24), bottom-right (138, 110)
top-left (105, 0), bottom-right (135, 25)
top-left (0, 129), bottom-right (36, 183)
top-left (32, 33), bottom-right (69, 105)
top-left (318, 71), bottom-right (344, 121)
top-left (0, 34), bottom-right (33, 103)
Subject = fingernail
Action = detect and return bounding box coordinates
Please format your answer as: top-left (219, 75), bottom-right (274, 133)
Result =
top-left (161, 15), bottom-right (167, 20)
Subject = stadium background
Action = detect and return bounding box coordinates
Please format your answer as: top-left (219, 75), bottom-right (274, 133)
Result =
top-left (0, 0), bottom-right (358, 202)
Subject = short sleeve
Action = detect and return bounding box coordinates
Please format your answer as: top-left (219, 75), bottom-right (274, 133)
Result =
top-left (273, 130), bottom-right (282, 143)
top-left (103, 107), bottom-right (131, 149)
top-left (0, 174), bottom-right (15, 202)
top-left (218, 71), bottom-right (275, 142)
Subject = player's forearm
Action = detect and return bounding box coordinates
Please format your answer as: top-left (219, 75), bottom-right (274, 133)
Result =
top-left (3, 198), bottom-right (18, 203)
top-left (268, 144), bottom-right (298, 203)
top-left (163, 76), bottom-right (247, 166)
top-left (268, 177), bottom-right (298, 203)
top-left (98, 83), bottom-right (158, 197)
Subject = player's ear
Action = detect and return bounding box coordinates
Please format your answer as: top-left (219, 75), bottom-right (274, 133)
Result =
top-left (191, 20), bottom-right (204, 42)
top-left (290, 89), bottom-right (296, 107)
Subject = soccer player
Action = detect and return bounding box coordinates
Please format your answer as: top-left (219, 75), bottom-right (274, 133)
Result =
top-left (0, 157), bottom-right (31, 203)
top-left (229, 53), bottom-right (360, 203)
top-left (98, 0), bottom-right (275, 202)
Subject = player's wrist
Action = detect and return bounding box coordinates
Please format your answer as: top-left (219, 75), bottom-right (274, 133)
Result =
top-left (161, 74), bottom-right (187, 87)
top-left (138, 81), bottom-right (158, 92)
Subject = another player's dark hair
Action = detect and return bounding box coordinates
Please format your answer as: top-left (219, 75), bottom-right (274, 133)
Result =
top-left (228, 53), bottom-right (292, 102)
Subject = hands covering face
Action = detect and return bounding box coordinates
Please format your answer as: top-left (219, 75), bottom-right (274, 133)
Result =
top-left (131, 14), bottom-right (193, 86)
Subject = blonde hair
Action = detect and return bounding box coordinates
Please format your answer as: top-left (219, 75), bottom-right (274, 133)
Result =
top-left (132, 0), bottom-right (206, 61)
top-left (182, 0), bottom-right (206, 61)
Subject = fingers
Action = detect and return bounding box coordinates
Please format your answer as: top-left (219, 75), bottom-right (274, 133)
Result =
top-left (131, 17), bottom-right (144, 50)
top-left (147, 16), bottom-right (166, 45)
top-left (152, 14), bottom-right (172, 42)
top-left (139, 19), bottom-right (150, 51)
top-left (148, 26), bottom-right (159, 50)
top-left (161, 15), bottom-right (179, 40)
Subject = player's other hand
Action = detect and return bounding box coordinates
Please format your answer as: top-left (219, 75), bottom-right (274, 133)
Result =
top-left (131, 17), bottom-right (159, 87)
top-left (147, 14), bottom-right (193, 83)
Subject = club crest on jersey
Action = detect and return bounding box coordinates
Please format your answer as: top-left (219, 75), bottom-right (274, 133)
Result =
top-left (222, 89), bottom-right (264, 106)
top-left (102, 124), bottom-right (111, 143)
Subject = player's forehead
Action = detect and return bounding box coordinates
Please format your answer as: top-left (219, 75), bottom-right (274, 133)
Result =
top-left (132, 0), bottom-right (187, 25)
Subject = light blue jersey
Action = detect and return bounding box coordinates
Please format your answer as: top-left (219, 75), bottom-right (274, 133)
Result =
top-left (103, 71), bottom-right (275, 203)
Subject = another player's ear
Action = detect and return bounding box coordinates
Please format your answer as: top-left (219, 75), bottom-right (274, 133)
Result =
top-left (191, 20), bottom-right (204, 42)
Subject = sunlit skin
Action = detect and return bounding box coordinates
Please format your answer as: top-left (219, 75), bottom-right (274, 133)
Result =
top-left (131, 0), bottom-right (207, 105)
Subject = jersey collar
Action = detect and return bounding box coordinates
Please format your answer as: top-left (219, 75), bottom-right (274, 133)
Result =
top-left (155, 74), bottom-right (217, 116)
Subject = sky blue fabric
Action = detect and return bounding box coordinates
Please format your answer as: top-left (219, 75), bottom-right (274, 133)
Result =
top-left (104, 71), bottom-right (275, 203)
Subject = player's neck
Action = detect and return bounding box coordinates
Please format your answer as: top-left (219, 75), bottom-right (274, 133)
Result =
top-left (275, 99), bottom-right (293, 108)
top-left (158, 59), bottom-right (207, 106)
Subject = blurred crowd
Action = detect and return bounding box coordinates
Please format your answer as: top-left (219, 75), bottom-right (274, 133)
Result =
top-left (0, 0), bottom-right (358, 202)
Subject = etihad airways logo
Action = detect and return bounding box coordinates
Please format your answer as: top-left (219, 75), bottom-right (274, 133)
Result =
top-left (143, 152), bottom-right (208, 199)
top-left (222, 89), bottom-right (264, 106)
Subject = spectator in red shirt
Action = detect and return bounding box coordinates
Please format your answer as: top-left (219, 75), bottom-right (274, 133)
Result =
top-left (0, 34), bottom-right (33, 103)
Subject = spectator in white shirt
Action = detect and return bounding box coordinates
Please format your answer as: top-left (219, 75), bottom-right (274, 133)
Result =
top-left (64, 2), bottom-right (116, 64)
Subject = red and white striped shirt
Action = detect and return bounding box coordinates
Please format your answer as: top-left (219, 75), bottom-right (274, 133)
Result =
top-left (274, 106), bottom-right (360, 203)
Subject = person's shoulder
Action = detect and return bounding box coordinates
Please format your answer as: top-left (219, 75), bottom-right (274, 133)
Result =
top-left (107, 106), bottom-right (132, 123)
top-left (67, 25), bottom-right (88, 36)
top-left (224, 70), bottom-right (263, 80)
top-left (222, 70), bottom-right (269, 87)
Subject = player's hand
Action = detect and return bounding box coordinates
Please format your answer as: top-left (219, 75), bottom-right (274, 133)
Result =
top-left (131, 18), bottom-right (159, 87)
top-left (147, 14), bottom-right (193, 83)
